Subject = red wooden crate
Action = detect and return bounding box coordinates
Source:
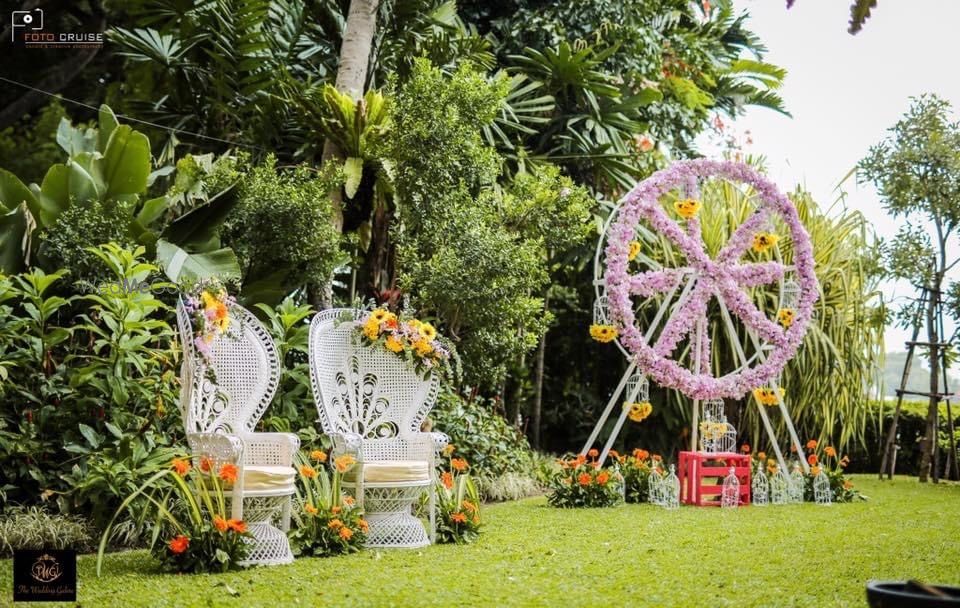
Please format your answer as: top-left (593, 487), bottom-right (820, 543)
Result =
top-left (678, 451), bottom-right (751, 507)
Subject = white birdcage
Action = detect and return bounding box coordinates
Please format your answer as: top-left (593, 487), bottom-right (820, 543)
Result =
top-left (703, 398), bottom-right (724, 423)
top-left (593, 294), bottom-right (610, 325)
top-left (626, 373), bottom-right (649, 403)
top-left (779, 279), bottom-right (801, 310)
top-left (814, 466), bottom-right (833, 505)
top-left (752, 465), bottom-right (769, 506)
top-left (721, 467), bottom-right (740, 508)
top-left (788, 462), bottom-right (805, 503)
top-left (663, 464), bottom-right (680, 510)
top-left (770, 468), bottom-right (790, 505)
top-left (648, 464), bottom-right (665, 506)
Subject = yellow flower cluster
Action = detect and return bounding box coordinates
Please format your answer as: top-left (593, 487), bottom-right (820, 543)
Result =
top-left (589, 324), bottom-right (618, 343)
top-left (362, 308), bottom-right (439, 358)
top-left (699, 421), bottom-right (727, 441)
top-left (628, 241), bottom-right (641, 262)
top-left (201, 290), bottom-right (230, 333)
top-left (752, 232), bottom-right (780, 253)
top-left (624, 401), bottom-right (653, 422)
top-left (673, 198), bottom-right (701, 219)
top-left (777, 308), bottom-right (795, 328)
top-left (752, 386), bottom-right (786, 406)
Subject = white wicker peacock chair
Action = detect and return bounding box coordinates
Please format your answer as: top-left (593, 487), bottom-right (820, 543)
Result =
top-left (176, 297), bottom-right (299, 566)
top-left (308, 308), bottom-right (447, 548)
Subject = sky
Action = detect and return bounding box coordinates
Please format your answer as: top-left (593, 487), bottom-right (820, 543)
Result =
top-left (701, 0), bottom-right (960, 354)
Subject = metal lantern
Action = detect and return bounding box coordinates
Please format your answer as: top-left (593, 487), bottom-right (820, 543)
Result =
top-left (663, 464), bottom-right (680, 510)
top-left (626, 373), bottom-right (649, 404)
top-left (814, 466), bottom-right (833, 505)
top-left (788, 462), bottom-right (805, 503)
top-left (779, 279), bottom-right (801, 310)
top-left (721, 467), bottom-right (740, 508)
top-left (593, 294), bottom-right (610, 325)
top-left (770, 468), bottom-right (790, 505)
top-left (648, 464), bottom-right (665, 506)
top-left (752, 466), bottom-right (769, 506)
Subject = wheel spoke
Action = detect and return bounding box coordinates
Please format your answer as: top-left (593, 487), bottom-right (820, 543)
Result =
top-left (628, 268), bottom-right (691, 296)
top-left (726, 261), bottom-right (788, 288)
top-left (716, 281), bottom-right (785, 346)
top-left (652, 280), bottom-right (713, 357)
top-left (717, 207), bottom-right (773, 263)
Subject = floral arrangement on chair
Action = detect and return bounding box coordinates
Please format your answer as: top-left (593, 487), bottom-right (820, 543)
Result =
top-left (353, 308), bottom-right (454, 378)
top-left (548, 450), bottom-right (623, 508)
top-left (96, 455), bottom-right (251, 574)
top-left (289, 449), bottom-right (368, 556)
top-left (181, 278), bottom-right (237, 382)
top-left (435, 446), bottom-right (481, 544)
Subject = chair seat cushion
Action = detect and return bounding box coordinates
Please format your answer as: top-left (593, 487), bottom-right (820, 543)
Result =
top-left (349, 460), bottom-right (430, 483)
top-left (241, 465), bottom-right (297, 491)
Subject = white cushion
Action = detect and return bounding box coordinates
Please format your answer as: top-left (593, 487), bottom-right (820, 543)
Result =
top-left (354, 460), bottom-right (430, 483)
top-left (239, 465), bottom-right (296, 490)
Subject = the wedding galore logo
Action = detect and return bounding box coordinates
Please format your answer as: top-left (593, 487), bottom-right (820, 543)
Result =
top-left (13, 549), bottom-right (77, 602)
top-left (10, 7), bottom-right (104, 48)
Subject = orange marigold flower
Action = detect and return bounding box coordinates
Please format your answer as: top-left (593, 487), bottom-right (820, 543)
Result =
top-left (587, 449), bottom-right (599, 458)
top-left (168, 535), bottom-right (189, 554)
top-left (740, 444), bottom-right (751, 454)
top-left (577, 473), bottom-right (592, 486)
top-left (328, 518), bottom-right (343, 529)
top-left (441, 471), bottom-right (454, 490)
top-left (310, 450), bottom-right (328, 463)
top-left (574, 454), bottom-right (587, 466)
top-left (199, 456), bottom-right (213, 473)
top-left (824, 446), bottom-right (837, 458)
top-left (358, 519), bottom-right (369, 532)
top-left (811, 465), bottom-right (821, 476)
top-left (305, 504), bottom-right (318, 515)
top-left (218, 463), bottom-right (238, 484)
top-left (171, 458), bottom-right (191, 477)
top-left (807, 454), bottom-right (818, 466)
top-left (344, 495), bottom-right (355, 506)
top-left (596, 471), bottom-right (611, 486)
top-left (608, 450), bottom-right (620, 459)
top-left (339, 526), bottom-right (354, 540)
top-left (331, 505), bottom-right (342, 514)
top-left (451, 512), bottom-right (468, 524)
top-left (633, 449), bottom-right (649, 461)
top-left (652, 454), bottom-right (662, 462)
top-left (451, 458), bottom-right (468, 472)
top-left (461, 500), bottom-right (477, 512)
top-left (213, 516), bottom-right (229, 532)
top-left (757, 451), bottom-right (766, 461)
top-left (806, 439), bottom-right (818, 450)
top-left (334, 455), bottom-right (356, 473)
top-left (227, 519), bottom-right (246, 533)
top-left (299, 464), bottom-right (317, 479)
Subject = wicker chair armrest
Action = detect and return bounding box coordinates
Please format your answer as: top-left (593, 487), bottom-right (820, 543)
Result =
top-left (241, 432), bottom-right (300, 466)
top-left (186, 432), bottom-right (244, 465)
top-left (329, 431), bottom-right (364, 460)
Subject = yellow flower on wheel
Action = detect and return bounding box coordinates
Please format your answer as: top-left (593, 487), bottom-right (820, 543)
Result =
top-left (777, 308), bottom-right (795, 328)
top-left (625, 401), bottom-right (653, 422)
top-left (752, 232), bottom-right (779, 253)
top-left (674, 198), bottom-right (701, 219)
top-left (589, 324), bottom-right (618, 343)
top-left (628, 241), bottom-right (641, 262)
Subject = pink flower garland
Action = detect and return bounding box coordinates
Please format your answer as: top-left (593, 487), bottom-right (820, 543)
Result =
top-left (605, 159), bottom-right (818, 401)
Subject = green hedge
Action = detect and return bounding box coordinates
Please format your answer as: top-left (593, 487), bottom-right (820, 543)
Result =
top-left (847, 401), bottom-right (960, 476)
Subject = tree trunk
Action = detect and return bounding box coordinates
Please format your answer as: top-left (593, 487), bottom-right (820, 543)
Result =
top-left (918, 281), bottom-right (941, 483)
top-left (531, 294), bottom-right (550, 450)
top-left (313, 0), bottom-right (380, 308)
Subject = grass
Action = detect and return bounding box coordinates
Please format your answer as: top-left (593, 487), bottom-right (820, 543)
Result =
top-left (2, 475), bottom-right (959, 607)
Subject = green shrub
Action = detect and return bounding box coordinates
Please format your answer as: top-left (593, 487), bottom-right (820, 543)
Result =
top-left (0, 507), bottom-right (93, 556)
top-left (40, 200), bottom-right (137, 286)
top-left (429, 389), bottom-right (535, 479)
top-left (547, 454), bottom-right (622, 508)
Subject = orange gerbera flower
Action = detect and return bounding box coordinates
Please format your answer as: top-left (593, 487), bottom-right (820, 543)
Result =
top-left (757, 451), bottom-right (766, 461)
top-left (577, 473), bottom-right (592, 486)
top-left (633, 449), bottom-right (649, 461)
top-left (171, 458), bottom-right (191, 477)
top-left (451, 512), bottom-right (467, 524)
top-left (807, 454), bottom-right (818, 466)
top-left (824, 446), bottom-right (837, 458)
top-left (358, 519), bottom-right (369, 533)
top-left (334, 455), bottom-right (356, 473)
top-left (227, 519), bottom-right (246, 533)
top-left (199, 456), bottom-right (213, 473)
top-left (344, 495), bottom-right (355, 506)
top-left (587, 448), bottom-right (599, 458)
top-left (218, 463), bottom-right (238, 484)
top-left (168, 535), bottom-right (189, 554)
top-left (331, 505), bottom-right (342, 514)
top-left (461, 500), bottom-right (477, 512)
top-left (573, 454), bottom-right (587, 466)
top-left (338, 526), bottom-right (354, 540)
top-left (328, 518), bottom-right (343, 529)
top-left (451, 458), bottom-right (468, 472)
top-left (596, 471), bottom-right (611, 486)
top-left (441, 471), bottom-right (454, 489)
top-left (806, 439), bottom-right (818, 450)
top-left (811, 465), bottom-right (821, 476)
top-left (300, 464), bottom-right (317, 478)
top-left (305, 504), bottom-right (318, 515)
top-left (608, 449), bottom-right (620, 459)
top-left (310, 450), bottom-right (328, 463)
top-left (213, 516), bottom-right (229, 532)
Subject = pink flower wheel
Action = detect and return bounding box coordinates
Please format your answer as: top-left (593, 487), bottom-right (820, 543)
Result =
top-left (604, 159), bottom-right (818, 401)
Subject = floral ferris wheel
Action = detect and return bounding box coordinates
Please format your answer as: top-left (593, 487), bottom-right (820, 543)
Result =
top-left (583, 159), bottom-right (818, 474)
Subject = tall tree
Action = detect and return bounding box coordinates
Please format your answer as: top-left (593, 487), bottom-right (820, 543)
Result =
top-left (860, 94), bottom-right (960, 483)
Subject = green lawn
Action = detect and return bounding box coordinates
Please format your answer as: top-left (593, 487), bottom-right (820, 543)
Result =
top-left (3, 475), bottom-right (959, 607)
